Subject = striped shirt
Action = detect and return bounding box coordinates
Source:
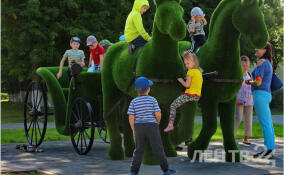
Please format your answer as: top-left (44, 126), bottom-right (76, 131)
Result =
top-left (127, 95), bottom-right (161, 124)
top-left (63, 49), bottom-right (85, 68)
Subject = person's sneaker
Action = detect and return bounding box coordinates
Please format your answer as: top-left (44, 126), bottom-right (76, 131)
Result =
top-left (164, 123), bottom-right (174, 132)
top-left (253, 150), bottom-right (273, 159)
top-left (130, 172), bottom-right (139, 175)
top-left (164, 169), bottom-right (176, 175)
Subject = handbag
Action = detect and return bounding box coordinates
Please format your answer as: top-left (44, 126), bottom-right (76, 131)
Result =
top-left (271, 73), bottom-right (283, 92)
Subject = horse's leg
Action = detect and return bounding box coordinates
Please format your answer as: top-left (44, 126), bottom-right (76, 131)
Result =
top-left (187, 99), bottom-right (218, 160)
top-left (160, 105), bottom-right (177, 157)
top-left (170, 102), bottom-right (197, 146)
top-left (103, 80), bottom-right (124, 160)
top-left (218, 99), bottom-right (241, 162)
top-left (121, 97), bottom-right (135, 157)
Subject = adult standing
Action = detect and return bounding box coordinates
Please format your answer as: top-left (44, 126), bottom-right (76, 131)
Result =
top-left (235, 56), bottom-right (254, 145)
top-left (246, 42), bottom-right (274, 158)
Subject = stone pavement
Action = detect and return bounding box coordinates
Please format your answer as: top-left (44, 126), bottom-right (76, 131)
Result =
top-left (1, 115), bottom-right (283, 130)
top-left (1, 139), bottom-right (283, 175)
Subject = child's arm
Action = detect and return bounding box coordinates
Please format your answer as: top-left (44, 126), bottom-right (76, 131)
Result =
top-left (88, 53), bottom-right (92, 67)
top-left (129, 115), bottom-right (135, 133)
top-left (155, 111), bottom-right (161, 124)
top-left (133, 14), bottom-right (151, 41)
top-left (57, 57), bottom-right (67, 79)
top-left (190, 16), bottom-right (196, 33)
top-left (99, 54), bottom-right (104, 71)
top-left (80, 52), bottom-right (86, 67)
top-left (201, 16), bottom-right (207, 25)
top-left (177, 75), bottom-right (192, 88)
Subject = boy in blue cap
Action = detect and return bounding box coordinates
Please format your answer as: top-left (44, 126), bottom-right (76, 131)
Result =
top-left (127, 77), bottom-right (176, 175)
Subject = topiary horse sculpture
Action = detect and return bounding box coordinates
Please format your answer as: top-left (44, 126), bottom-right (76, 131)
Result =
top-left (180, 0), bottom-right (268, 162)
top-left (102, 0), bottom-right (195, 164)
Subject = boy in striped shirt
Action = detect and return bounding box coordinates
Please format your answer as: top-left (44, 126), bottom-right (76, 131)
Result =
top-left (128, 77), bottom-right (176, 175)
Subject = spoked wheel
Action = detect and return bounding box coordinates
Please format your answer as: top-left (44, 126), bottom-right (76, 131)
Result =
top-left (69, 97), bottom-right (95, 155)
top-left (97, 122), bottom-right (109, 143)
top-left (24, 81), bottom-right (48, 147)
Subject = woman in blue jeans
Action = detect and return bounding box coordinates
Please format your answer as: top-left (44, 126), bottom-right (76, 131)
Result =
top-left (246, 42), bottom-right (274, 158)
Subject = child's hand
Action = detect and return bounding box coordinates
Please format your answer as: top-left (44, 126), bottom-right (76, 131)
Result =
top-left (88, 63), bottom-right (92, 67)
top-left (57, 72), bottom-right (62, 79)
top-left (191, 16), bottom-right (196, 22)
top-left (80, 62), bottom-right (85, 67)
top-left (177, 78), bottom-right (184, 83)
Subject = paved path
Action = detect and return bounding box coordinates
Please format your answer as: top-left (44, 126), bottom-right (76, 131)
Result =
top-left (1, 139), bottom-right (283, 175)
top-left (2, 115), bottom-right (282, 130)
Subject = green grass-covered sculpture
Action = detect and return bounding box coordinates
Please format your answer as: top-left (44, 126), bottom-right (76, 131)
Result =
top-left (102, 0), bottom-right (196, 164)
top-left (179, 0), bottom-right (268, 162)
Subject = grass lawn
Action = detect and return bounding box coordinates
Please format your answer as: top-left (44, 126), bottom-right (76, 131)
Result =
top-left (1, 102), bottom-right (55, 124)
top-left (2, 122), bottom-right (283, 144)
top-left (1, 102), bottom-right (282, 124)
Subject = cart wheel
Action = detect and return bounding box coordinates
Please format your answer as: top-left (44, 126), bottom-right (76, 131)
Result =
top-left (97, 123), bottom-right (109, 143)
top-left (24, 81), bottom-right (48, 147)
top-left (69, 97), bottom-right (95, 155)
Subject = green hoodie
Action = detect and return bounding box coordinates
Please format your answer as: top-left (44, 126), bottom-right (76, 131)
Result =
top-left (124, 0), bottom-right (151, 42)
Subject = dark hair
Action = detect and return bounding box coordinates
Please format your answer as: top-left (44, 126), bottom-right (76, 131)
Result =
top-left (241, 55), bottom-right (250, 62)
top-left (262, 42), bottom-right (272, 62)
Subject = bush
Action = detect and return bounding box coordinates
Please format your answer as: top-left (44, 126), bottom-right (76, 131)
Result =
top-left (270, 88), bottom-right (283, 110)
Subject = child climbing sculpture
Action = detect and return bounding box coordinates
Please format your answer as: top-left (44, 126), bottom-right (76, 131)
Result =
top-left (124, 0), bottom-right (151, 53)
top-left (164, 52), bottom-right (203, 132)
top-left (187, 7), bottom-right (207, 53)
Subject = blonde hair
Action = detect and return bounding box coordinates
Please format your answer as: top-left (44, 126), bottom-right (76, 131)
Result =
top-left (182, 51), bottom-right (203, 72)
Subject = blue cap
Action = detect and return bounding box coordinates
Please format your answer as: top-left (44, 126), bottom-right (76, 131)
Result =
top-left (70, 37), bottom-right (81, 43)
top-left (191, 7), bottom-right (205, 17)
top-left (135, 77), bottom-right (153, 92)
top-left (86, 35), bottom-right (97, 46)
top-left (119, 35), bottom-right (126, 41)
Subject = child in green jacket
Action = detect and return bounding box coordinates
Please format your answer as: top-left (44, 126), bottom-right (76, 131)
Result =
top-left (124, 0), bottom-right (151, 53)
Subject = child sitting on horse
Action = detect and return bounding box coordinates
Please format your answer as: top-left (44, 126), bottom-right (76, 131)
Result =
top-left (86, 35), bottom-right (105, 72)
top-left (187, 7), bottom-right (207, 53)
top-left (57, 37), bottom-right (85, 83)
top-left (124, 0), bottom-right (151, 54)
top-left (164, 51), bottom-right (203, 132)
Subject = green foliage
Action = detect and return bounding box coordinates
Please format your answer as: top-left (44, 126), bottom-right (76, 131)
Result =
top-left (240, 0), bottom-right (283, 70)
top-left (1, 0), bottom-right (282, 93)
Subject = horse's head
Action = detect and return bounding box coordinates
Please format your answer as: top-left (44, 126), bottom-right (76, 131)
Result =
top-left (154, 0), bottom-right (186, 41)
top-left (232, 0), bottom-right (268, 48)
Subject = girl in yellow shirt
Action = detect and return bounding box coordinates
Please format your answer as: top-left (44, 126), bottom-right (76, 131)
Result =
top-left (164, 51), bottom-right (203, 132)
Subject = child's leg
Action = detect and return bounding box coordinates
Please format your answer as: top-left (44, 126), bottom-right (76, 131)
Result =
top-left (67, 68), bottom-right (72, 84)
top-left (132, 35), bottom-right (147, 47)
top-left (189, 36), bottom-right (195, 52)
top-left (130, 124), bottom-right (146, 173)
top-left (193, 35), bottom-right (206, 53)
top-left (147, 123), bottom-right (169, 172)
top-left (169, 94), bottom-right (194, 121)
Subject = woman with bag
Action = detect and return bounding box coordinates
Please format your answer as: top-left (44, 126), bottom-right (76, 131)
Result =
top-left (246, 42), bottom-right (275, 158)
top-left (235, 56), bottom-right (254, 145)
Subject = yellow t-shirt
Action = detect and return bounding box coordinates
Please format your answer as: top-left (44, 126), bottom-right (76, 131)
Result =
top-left (184, 69), bottom-right (203, 96)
